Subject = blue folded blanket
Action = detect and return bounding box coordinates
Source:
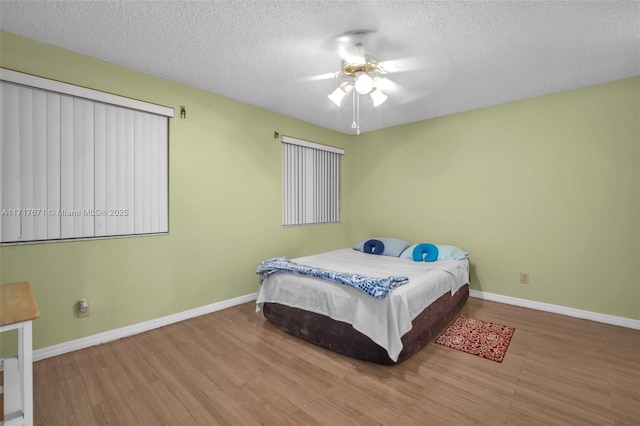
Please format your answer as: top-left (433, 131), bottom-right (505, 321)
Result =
top-left (256, 257), bottom-right (409, 300)
top-left (413, 243), bottom-right (439, 262)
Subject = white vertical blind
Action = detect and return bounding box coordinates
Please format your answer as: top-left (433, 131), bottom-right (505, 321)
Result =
top-left (281, 136), bottom-right (343, 226)
top-left (46, 92), bottom-right (61, 239)
top-left (19, 85), bottom-right (34, 241)
top-left (0, 71), bottom-right (172, 244)
top-left (33, 89), bottom-right (47, 239)
top-left (2, 83), bottom-right (20, 241)
top-left (59, 94), bottom-right (74, 239)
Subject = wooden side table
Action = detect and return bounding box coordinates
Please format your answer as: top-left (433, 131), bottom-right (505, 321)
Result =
top-left (0, 282), bottom-right (40, 426)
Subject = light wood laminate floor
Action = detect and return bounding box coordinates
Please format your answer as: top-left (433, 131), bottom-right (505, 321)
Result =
top-left (34, 297), bottom-right (639, 425)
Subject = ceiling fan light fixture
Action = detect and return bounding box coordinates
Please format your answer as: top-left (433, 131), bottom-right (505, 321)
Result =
top-left (325, 34), bottom-right (394, 134)
top-left (328, 86), bottom-right (347, 106)
top-left (354, 72), bottom-right (374, 94)
top-left (370, 87), bottom-right (388, 107)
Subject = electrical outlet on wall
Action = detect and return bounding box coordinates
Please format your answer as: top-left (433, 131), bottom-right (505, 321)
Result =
top-left (78, 298), bottom-right (90, 318)
top-left (520, 272), bottom-right (530, 284)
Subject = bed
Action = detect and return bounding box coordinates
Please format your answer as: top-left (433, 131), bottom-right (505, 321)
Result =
top-left (256, 247), bottom-right (470, 364)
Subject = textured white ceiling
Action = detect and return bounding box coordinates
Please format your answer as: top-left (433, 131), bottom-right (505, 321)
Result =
top-left (1, 1), bottom-right (638, 135)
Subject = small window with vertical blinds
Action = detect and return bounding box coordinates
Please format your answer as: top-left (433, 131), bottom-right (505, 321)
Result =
top-left (281, 135), bottom-right (344, 226)
top-left (0, 68), bottom-right (174, 244)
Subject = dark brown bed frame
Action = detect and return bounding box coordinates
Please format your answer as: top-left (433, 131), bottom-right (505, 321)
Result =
top-left (262, 284), bottom-right (469, 364)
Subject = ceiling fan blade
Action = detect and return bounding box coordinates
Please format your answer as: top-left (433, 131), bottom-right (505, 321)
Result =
top-left (375, 77), bottom-right (403, 96)
top-left (378, 56), bottom-right (432, 74)
top-left (374, 76), bottom-right (442, 106)
top-left (302, 71), bottom-right (338, 82)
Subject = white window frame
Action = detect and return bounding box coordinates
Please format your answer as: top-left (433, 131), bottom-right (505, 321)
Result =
top-left (0, 68), bottom-right (174, 244)
top-left (281, 135), bottom-right (343, 226)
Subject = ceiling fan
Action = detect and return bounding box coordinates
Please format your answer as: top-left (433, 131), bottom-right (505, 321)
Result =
top-left (325, 30), bottom-right (409, 135)
top-left (328, 52), bottom-right (389, 107)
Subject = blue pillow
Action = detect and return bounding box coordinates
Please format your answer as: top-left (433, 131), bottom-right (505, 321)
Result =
top-left (400, 244), bottom-right (419, 260)
top-left (363, 239), bottom-right (385, 255)
top-left (353, 237), bottom-right (410, 257)
top-left (436, 245), bottom-right (469, 260)
top-left (400, 244), bottom-right (469, 261)
top-left (412, 243), bottom-right (439, 262)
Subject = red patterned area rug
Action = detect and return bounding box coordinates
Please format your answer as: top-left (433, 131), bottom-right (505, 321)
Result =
top-left (435, 316), bottom-right (515, 363)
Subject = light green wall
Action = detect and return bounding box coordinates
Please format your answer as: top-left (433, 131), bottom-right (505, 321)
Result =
top-left (349, 77), bottom-right (640, 320)
top-left (0, 31), bottom-right (353, 353)
top-left (1, 31), bottom-right (638, 357)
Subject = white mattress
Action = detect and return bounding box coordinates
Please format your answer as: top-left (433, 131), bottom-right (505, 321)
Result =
top-left (256, 248), bottom-right (470, 361)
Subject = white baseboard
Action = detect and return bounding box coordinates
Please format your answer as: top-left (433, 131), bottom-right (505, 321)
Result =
top-left (34, 289), bottom-right (638, 362)
top-left (33, 292), bottom-right (258, 362)
top-left (469, 289), bottom-right (640, 330)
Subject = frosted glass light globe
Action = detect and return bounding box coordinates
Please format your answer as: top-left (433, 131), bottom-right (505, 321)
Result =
top-left (354, 73), bottom-right (374, 94)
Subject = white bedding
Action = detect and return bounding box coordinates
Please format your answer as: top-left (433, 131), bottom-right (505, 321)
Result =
top-left (256, 248), bottom-right (470, 361)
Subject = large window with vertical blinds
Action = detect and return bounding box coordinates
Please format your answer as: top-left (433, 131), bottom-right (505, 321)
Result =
top-left (281, 135), bottom-right (344, 226)
top-left (0, 68), bottom-right (174, 244)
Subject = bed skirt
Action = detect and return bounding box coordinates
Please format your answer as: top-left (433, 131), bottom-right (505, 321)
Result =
top-left (262, 284), bottom-right (469, 364)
